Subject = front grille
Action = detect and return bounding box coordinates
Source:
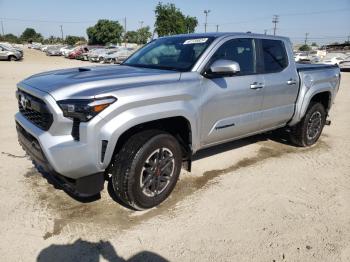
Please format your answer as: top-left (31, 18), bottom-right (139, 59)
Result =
top-left (17, 90), bottom-right (53, 131)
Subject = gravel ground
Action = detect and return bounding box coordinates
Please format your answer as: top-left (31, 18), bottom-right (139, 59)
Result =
top-left (0, 49), bottom-right (349, 262)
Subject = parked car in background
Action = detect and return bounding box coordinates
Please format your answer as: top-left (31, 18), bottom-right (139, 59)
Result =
top-left (30, 43), bottom-right (42, 50)
top-left (88, 48), bottom-right (112, 62)
top-left (294, 52), bottom-right (309, 62)
top-left (0, 43), bottom-right (23, 55)
top-left (68, 46), bottom-right (89, 59)
top-left (60, 46), bottom-right (74, 57)
top-left (46, 46), bottom-right (62, 56)
top-left (0, 44), bottom-right (23, 61)
top-left (103, 47), bottom-right (135, 64)
top-left (339, 56), bottom-right (350, 71)
top-left (319, 53), bottom-right (346, 65)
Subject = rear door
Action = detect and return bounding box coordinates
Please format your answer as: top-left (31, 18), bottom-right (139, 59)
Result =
top-left (258, 39), bottom-right (299, 129)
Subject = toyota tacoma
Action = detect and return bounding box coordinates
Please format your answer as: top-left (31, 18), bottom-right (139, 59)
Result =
top-left (15, 33), bottom-right (341, 210)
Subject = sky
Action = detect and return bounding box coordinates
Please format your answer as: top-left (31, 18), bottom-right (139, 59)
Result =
top-left (0, 0), bottom-right (349, 45)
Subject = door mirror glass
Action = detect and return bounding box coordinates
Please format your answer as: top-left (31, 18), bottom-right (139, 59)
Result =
top-left (208, 59), bottom-right (240, 77)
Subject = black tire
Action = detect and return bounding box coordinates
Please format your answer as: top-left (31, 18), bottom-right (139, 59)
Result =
top-left (111, 130), bottom-right (182, 210)
top-left (290, 102), bottom-right (326, 147)
top-left (8, 55), bottom-right (17, 61)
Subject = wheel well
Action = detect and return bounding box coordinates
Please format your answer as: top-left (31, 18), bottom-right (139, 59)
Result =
top-left (310, 92), bottom-right (331, 112)
top-left (113, 116), bottom-right (192, 160)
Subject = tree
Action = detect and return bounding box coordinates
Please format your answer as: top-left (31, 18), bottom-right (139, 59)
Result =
top-left (137, 26), bottom-right (152, 44)
top-left (124, 31), bottom-right (138, 43)
top-left (43, 35), bottom-right (63, 44)
top-left (65, 35), bottom-right (86, 45)
top-left (87, 19), bottom-right (124, 45)
top-left (311, 42), bottom-right (318, 47)
top-left (154, 3), bottom-right (198, 36)
top-left (184, 16), bottom-right (198, 34)
top-left (20, 28), bottom-right (42, 42)
top-left (0, 33), bottom-right (19, 43)
top-left (299, 44), bottom-right (311, 51)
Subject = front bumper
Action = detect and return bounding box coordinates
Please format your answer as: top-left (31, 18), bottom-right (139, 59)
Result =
top-left (15, 84), bottom-right (107, 179)
top-left (16, 121), bottom-right (104, 195)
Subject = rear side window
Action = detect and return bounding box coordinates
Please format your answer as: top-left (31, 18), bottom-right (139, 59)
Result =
top-left (210, 38), bottom-right (256, 75)
top-left (261, 39), bottom-right (288, 73)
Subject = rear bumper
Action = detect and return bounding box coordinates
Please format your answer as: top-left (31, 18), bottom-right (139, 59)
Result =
top-left (16, 121), bottom-right (104, 195)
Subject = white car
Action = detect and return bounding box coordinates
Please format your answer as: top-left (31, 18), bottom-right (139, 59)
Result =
top-left (60, 46), bottom-right (73, 56)
top-left (294, 52), bottom-right (309, 62)
top-left (319, 53), bottom-right (346, 65)
top-left (339, 56), bottom-right (350, 71)
top-left (103, 48), bottom-right (135, 64)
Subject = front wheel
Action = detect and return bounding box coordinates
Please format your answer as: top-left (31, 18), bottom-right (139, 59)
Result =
top-left (111, 130), bottom-right (182, 210)
top-left (290, 102), bottom-right (326, 147)
top-left (8, 55), bottom-right (17, 61)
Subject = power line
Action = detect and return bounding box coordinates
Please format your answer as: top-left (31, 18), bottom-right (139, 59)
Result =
top-left (0, 17), bottom-right (98, 24)
top-left (206, 8), bottom-right (350, 27)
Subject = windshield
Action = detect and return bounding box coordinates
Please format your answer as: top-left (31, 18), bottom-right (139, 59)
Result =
top-left (123, 36), bottom-right (215, 71)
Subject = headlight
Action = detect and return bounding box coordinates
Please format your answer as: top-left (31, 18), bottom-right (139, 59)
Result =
top-left (57, 97), bottom-right (116, 122)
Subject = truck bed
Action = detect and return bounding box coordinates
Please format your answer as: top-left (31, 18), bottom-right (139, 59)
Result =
top-left (296, 63), bottom-right (338, 72)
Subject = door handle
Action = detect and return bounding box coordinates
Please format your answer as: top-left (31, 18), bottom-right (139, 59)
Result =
top-left (250, 82), bottom-right (264, 89)
top-left (287, 79), bottom-right (297, 85)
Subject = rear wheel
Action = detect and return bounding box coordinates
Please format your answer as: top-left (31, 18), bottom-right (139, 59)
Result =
top-left (290, 102), bottom-right (326, 147)
top-left (111, 130), bottom-right (182, 210)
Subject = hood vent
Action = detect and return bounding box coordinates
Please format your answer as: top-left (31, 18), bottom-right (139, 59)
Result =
top-left (78, 67), bottom-right (91, 72)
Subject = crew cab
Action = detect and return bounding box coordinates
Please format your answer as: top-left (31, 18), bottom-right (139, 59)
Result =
top-left (15, 33), bottom-right (340, 210)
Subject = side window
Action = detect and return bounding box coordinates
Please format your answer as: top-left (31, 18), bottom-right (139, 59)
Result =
top-left (261, 39), bottom-right (288, 73)
top-left (210, 38), bottom-right (256, 75)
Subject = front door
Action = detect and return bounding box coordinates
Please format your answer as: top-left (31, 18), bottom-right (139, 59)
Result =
top-left (0, 47), bottom-right (7, 60)
top-left (200, 38), bottom-right (265, 146)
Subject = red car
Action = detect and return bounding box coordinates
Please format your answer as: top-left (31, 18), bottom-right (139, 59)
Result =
top-left (68, 46), bottom-right (89, 59)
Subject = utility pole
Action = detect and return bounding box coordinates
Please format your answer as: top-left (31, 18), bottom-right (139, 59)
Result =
top-left (1, 20), bottom-right (4, 36)
top-left (216, 25), bottom-right (219, 32)
top-left (304, 33), bottom-right (309, 45)
top-left (204, 10), bottom-right (210, 33)
top-left (60, 25), bottom-right (64, 41)
top-left (272, 15), bottom-right (279, 36)
top-left (264, 29), bottom-right (268, 35)
top-left (124, 17), bottom-right (127, 47)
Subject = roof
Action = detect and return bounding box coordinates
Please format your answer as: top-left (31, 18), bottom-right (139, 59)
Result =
top-left (161, 32), bottom-right (290, 41)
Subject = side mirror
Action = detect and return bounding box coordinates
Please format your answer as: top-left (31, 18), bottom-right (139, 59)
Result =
top-left (207, 59), bottom-right (241, 77)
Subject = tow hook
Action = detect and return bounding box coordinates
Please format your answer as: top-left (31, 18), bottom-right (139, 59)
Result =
top-left (325, 119), bottom-right (331, 126)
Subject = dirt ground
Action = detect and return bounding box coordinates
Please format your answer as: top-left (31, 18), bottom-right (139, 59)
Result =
top-left (0, 49), bottom-right (349, 262)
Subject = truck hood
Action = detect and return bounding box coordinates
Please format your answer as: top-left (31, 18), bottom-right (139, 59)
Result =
top-left (20, 65), bottom-right (181, 100)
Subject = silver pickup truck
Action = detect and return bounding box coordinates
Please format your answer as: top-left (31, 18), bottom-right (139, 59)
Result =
top-left (15, 33), bottom-right (340, 210)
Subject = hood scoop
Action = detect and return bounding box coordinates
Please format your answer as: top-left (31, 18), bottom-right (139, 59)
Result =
top-left (78, 67), bottom-right (92, 72)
